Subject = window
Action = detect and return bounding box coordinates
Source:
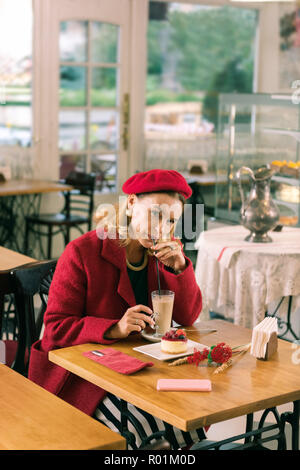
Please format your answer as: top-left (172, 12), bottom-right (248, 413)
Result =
top-left (0, 0), bottom-right (32, 148)
top-left (145, 1), bottom-right (258, 173)
top-left (59, 20), bottom-right (120, 192)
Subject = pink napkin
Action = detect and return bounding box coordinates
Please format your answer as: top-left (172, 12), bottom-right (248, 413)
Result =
top-left (83, 348), bottom-right (154, 374)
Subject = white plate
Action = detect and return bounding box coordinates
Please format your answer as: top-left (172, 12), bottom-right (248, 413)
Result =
top-left (133, 339), bottom-right (208, 361)
top-left (141, 330), bottom-right (161, 343)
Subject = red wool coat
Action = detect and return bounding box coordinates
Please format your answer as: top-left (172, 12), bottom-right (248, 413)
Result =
top-left (28, 230), bottom-right (202, 416)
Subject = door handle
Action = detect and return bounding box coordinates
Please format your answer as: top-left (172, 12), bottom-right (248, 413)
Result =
top-left (122, 93), bottom-right (130, 151)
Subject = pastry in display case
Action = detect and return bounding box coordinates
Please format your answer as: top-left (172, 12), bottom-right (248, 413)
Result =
top-left (271, 160), bottom-right (300, 178)
top-left (215, 92), bottom-right (300, 227)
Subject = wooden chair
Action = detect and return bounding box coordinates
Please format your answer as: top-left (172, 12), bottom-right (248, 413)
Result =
top-left (0, 259), bottom-right (57, 375)
top-left (24, 171), bottom-right (96, 259)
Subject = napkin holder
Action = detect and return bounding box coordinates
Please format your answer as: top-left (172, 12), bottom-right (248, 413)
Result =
top-left (250, 317), bottom-right (278, 361)
top-left (257, 331), bottom-right (278, 361)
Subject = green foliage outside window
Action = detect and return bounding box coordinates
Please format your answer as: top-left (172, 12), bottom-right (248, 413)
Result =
top-left (147, 4), bottom-right (258, 128)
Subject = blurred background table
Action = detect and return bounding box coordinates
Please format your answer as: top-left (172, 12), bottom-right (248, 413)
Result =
top-left (0, 179), bottom-right (73, 197)
top-left (195, 225), bottom-right (300, 340)
top-left (0, 179), bottom-right (73, 255)
top-left (0, 246), bottom-right (36, 271)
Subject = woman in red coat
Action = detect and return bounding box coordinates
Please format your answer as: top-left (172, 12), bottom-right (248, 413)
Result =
top-left (28, 169), bottom-right (203, 449)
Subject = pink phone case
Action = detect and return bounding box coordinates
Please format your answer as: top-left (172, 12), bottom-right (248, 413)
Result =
top-left (157, 379), bottom-right (212, 391)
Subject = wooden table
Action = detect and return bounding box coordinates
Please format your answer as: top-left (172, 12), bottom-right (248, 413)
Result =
top-left (0, 246), bottom-right (36, 271)
top-left (0, 179), bottom-right (73, 256)
top-left (0, 179), bottom-right (73, 197)
top-left (48, 320), bottom-right (300, 450)
top-left (0, 364), bottom-right (126, 450)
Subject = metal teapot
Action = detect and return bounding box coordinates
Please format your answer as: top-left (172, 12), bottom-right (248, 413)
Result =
top-left (235, 166), bottom-right (280, 243)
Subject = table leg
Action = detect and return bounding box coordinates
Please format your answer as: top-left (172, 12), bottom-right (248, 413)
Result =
top-left (119, 399), bottom-right (138, 449)
top-left (281, 400), bottom-right (300, 451)
top-left (119, 399), bottom-right (189, 449)
top-left (0, 197), bottom-right (14, 246)
top-left (119, 399), bottom-right (166, 449)
top-left (266, 296), bottom-right (299, 342)
top-left (254, 407), bottom-right (287, 450)
top-left (1, 193), bottom-right (42, 255)
top-left (244, 413), bottom-right (254, 444)
top-left (191, 406), bottom-right (289, 450)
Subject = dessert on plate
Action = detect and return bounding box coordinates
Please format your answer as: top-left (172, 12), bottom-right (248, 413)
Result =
top-left (161, 328), bottom-right (188, 354)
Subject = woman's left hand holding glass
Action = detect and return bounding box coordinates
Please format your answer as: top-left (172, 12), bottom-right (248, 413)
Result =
top-left (151, 240), bottom-right (186, 273)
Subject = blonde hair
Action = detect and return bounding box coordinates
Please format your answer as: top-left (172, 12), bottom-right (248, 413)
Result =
top-left (93, 191), bottom-right (185, 247)
top-left (93, 196), bottom-right (130, 247)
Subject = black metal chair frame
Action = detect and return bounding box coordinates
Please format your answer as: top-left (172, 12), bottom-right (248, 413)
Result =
top-left (24, 171), bottom-right (96, 259)
top-left (0, 259), bottom-right (57, 376)
top-left (0, 269), bottom-right (25, 373)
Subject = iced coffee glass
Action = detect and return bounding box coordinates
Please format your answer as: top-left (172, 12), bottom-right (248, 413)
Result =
top-left (151, 290), bottom-right (175, 337)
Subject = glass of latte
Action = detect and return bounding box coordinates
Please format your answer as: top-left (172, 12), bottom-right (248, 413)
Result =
top-left (151, 290), bottom-right (175, 337)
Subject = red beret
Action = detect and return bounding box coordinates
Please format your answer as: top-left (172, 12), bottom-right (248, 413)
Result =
top-left (122, 169), bottom-right (192, 199)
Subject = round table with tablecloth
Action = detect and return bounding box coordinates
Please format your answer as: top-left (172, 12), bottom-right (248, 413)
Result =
top-left (194, 225), bottom-right (300, 335)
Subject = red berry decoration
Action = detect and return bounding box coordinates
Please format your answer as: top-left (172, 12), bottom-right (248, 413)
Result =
top-left (187, 347), bottom-right (209, 366)
top-left (176, 329), bottom-right (186, 337)
top-left (163, 329), bottom-right (187, 341)
top-left (186, 343), bottom-right (232, 367)
top-left (209, 343), bottom-right (232, 365)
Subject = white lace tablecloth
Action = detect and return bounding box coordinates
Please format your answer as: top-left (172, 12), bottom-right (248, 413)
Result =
top-left (195, 225), bottom-right (300, 328)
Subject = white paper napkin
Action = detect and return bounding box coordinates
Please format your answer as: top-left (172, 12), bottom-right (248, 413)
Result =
top-left (250, 317), bottom-right (278, 359)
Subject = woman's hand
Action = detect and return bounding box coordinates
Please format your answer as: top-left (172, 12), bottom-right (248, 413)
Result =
top-left (151, 240), bottom-right (186, 273)
top-left (104, 305), bottom-right (155, 339)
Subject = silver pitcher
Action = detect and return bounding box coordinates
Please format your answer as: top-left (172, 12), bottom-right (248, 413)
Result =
top-left (236, 166), bottom-right (280, 243)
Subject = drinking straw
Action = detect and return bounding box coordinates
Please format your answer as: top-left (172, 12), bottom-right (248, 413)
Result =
top-left (152, 239), bottom-right (161, 294)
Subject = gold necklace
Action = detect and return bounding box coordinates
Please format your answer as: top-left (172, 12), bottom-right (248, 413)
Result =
top-left (126, 251), bottom-right (148, 271)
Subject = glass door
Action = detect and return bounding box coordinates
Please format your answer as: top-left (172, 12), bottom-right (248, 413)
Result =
top-left (34, 0), bottom-right (130, 193)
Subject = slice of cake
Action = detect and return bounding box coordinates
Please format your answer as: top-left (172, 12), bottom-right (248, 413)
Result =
top-left (161, 328), bottom-right (188, 354)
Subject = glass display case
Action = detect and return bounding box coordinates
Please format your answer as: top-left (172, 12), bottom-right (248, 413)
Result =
top-left (215, 93), bottom-right (300, 227)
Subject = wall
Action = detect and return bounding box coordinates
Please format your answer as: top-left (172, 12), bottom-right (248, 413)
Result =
top-left (256, 3), bottom-right (280, 93)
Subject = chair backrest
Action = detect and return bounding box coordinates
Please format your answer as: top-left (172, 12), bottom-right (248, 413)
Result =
top-left (8, 259), bottom-right (57, 375)
top-left (64, 171), bottom-right (96, 220)
top-left (0, 265), bottom-right (30, 375)
top-left (0, 270), bottom-right (17, 337)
